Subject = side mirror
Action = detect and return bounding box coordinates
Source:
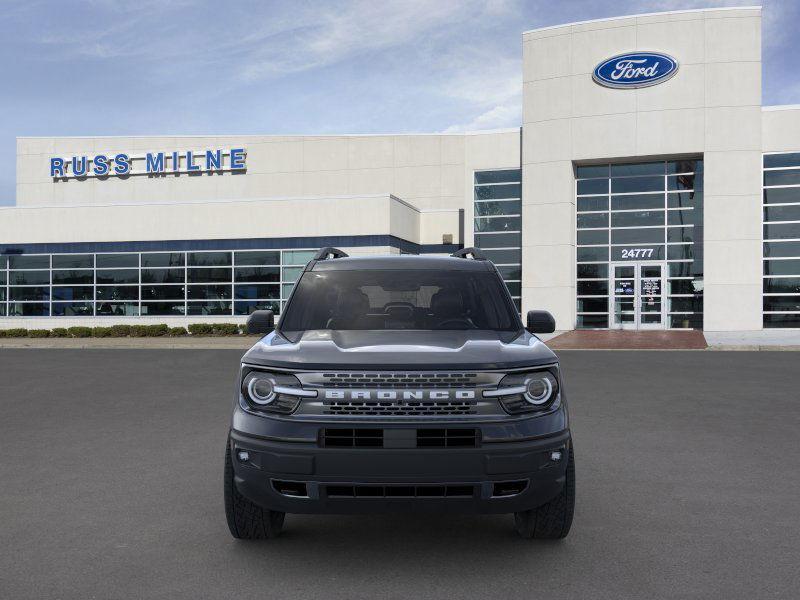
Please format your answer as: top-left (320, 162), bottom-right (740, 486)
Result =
top-left (526, 310), bottom-right (555, 334)
top-left (247, 310), bottom-right (275, 335)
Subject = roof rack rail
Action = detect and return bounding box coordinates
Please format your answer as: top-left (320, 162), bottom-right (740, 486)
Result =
top-left (313, 247), bottom-right (349, 261)
top-left (451, 247), bottom-right (487, 260)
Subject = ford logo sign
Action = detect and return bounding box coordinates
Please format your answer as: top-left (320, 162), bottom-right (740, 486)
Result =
top-left (593, 52), bottom-right (678, 89)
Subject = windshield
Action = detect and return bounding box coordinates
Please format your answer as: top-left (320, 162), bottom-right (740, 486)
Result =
top-left (279, 269), bottom-right (521, 337)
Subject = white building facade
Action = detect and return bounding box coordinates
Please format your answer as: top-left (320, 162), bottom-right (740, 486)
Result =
top-left (2, 6), bottom-right (799, 332)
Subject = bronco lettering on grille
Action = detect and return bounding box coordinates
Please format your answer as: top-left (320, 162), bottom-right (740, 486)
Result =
top-left (324, 390), bottom-right (476, 400)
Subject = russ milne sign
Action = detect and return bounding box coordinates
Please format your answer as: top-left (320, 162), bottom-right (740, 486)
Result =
top-left (50, 148), bottom-right (246, 179)
top-left (593, 52), bottom-right (678, 89)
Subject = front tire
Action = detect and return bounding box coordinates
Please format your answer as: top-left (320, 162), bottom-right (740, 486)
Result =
top-left (514, 445), bottom-right (575, 539)
top-left (224, 445), bottom-right (285, 539)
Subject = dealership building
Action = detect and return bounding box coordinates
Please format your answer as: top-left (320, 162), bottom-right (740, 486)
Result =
top-left (2, 6), bottom-right (800, 333)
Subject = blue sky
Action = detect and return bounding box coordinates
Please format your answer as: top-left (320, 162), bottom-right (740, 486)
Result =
top-left (1, 0), bottom-right (798, 206)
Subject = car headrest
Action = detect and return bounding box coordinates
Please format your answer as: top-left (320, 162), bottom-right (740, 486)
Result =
top-left (430, 288), bottom-right (463, 317)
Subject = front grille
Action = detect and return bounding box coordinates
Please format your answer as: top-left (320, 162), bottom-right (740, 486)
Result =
top-left (320, 428), bottom-right (479, 448)
top-left (417, 428), bottom-right (480, 448)
top-left (320, 372), bottom-right (479, 388)
top-left (325, 484), bottom-right (475, 498)
top-left (325, 400), bottom-right (476, 416)
top-left (321, 428), bottom-right (383, 447)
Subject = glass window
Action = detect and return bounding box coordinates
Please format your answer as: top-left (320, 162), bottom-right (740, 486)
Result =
top-left (764, 259), bottom-right (800, 276)
top-left (576, 179), bottom-right (608, 195)
top-left (764, 314), bottom-right (800, 327)
top-left (667, 245), bottom-right (694, 261)
top-left (667, 209), bottom-right (697, 226)
top-left (576, 315), bottom-right (608, 328)
top-left (764, 223), bottom-right (800, 240)
top-left (187, 301), bottom-right (232, 315)
top-left (611, 176), bottom-right (663, 194)
top-left (52, 302), bottom-right (94, 316)
top-left (577, 197), bottom-right (608, 212)
top-left (667, 160), bottom-right (702, 174)
top-left (576, 165), bottom-right (608, 178)
top-left (141, 268), bottom-right (185, 284)
top-left (667, 227), bottom-right (695, 244)
top-left (281, 283), bottom-right (295, 299)
top-left (96, 269), bottom-right (138, 284)
top-left (282, 267), bottom-right (304, 282)
top-left (96, 254), bottom-right (138, 268)
top-left (668, 279), bottom-right (701, 295)
top-left (474, 184), bottom-right (521, 200)
top-left (577, 264), bottom-right (608, 279)
top-left (577, 230), bottom-right (608, 245)
top-left (577, 213), bottom-right (608, 229)
top-left (0, 272), bottom-right (5, 286)
top-left (52, 270), bottom-right (93, 284)
top-left (141, 285), bottom-right (185, 300)
top-left (474, 170), bottom-right (520, 184)
top-left (235, 300), bottom-right (281, 315)
top-left (611, 228), bottom-right (664, 245)
top-left (234, 284), bottom-right (280, 299)
top-left (577, 246), bottom-right (609, 262)
top-left (187, 267), bottom-right (231, 283)
top-left (52, 254), bottom-right (93, 269)
top-left (497, 265), bottom-right (521, 280)
top-left (763, 278), bottom-right (800, 294)
top-left (283, 250), bottom-right (316, 265)
top-left (611, 194), bottom-right (664, 211)
top-left (670, 314), bottom-right (703, 329)
top-left (474, 216), bottom-right (521, 232)
top-left (474, 233), bottom-right (521, 248)
top-left (187, 251), bottom-right (232, 266)
top-left (668, 262), bottom-right (696, 277)
top-left (10, 287), bottom-right (50, 301)
top-left (764, 170), bottom-right (800, 187)
top-left (764, 241), bottom-right (800, 258)
top-left (611, 162), bottom-right (664, 177)
top-left (505, 281), bottom-right (521, 296)
top-left (96, 286), bottom-right (138, 301)
top-left (764, 153), bottom-right (800, 168)
top-left (474, 200), bottom-right (521, 216)
top-left (0, 255), bottom-right (6, 269)
top-left (234, 251), bottom-right (279, 266)
top-left (141, 253), bottom-right (185, 268)
top-left (763, 296), bottom-right (800, 312)
top-left (9, 255), bottom-right (49, 269)
top-left (763, 188), bottom-right (800, 204)
top-left (53, 286), bottom-right (94, 301)
top-left (234, 266), bottom-right (280, 282)
top-left (96, 302), bottom-right (139, 316)
top-left (187, 285), bottom-right (232, 300)
top-left (577, 298), bottom-right (608, 312)
top-left (669, 297), bottom-right (702, 312)
top-left (611, 210), bottom-right (664, 228)
top-left (764, 205), bottom-right (800, 222)
top-left (667, 191), bottom-right (702, 209)
top-left (8, 302), bottom-right (49, 316)
top-left (141, 302), bottom-right (185, 316)
top-left (482, 249), bottom-right (521, 265)
top-left (667, 174), bottom-right (700, 191)
top-left (9, 271), bottom-right (50, 285)
top-left (577, 281), bottom-right (608, 295)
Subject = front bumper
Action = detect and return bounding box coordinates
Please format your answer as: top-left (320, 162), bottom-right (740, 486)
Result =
top-left (228, 424), bottom-right (571, 514)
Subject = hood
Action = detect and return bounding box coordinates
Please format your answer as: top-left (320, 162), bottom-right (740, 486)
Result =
top-left (242, 329), bottom-right (557, 371)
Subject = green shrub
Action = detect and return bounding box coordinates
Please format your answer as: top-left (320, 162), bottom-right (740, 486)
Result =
top-left (129, 325), bottom-right (149, 337)
top-left (237, 323), bottom-right (249, 335)
top-left (28, 329), bottom-right (51, 338)
top-left (92, 327), bottom-right (113, 338)
top-left (4, 328), bottom-right (29, 337)
top-left (50, 328), bottom-right (69, 338)
top-left (146, 324), bottom-right (169, 337)
top-left (109, 324), bottom-right (132, 337)
top-left (188, 323), bottom-right (214, 336)
top-left (0, 330), bottom-right (6, 338)
top-left (168, 326), bottom-right (188, 336)
top-left (212, 323), bottom-right (239, 336)
top-left (67, 326), bottom-right (92, 338)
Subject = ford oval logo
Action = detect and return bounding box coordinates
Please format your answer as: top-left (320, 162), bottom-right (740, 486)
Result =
top-left (593, 52), bottom-right (679, 89)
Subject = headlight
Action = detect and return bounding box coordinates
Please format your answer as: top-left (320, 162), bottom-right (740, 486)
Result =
top-left (241, 369), bottom-right (314, 414)
top-left (484, 368), bottom-right (559, 414)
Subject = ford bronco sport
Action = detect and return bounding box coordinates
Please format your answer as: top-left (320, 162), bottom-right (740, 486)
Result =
top-left (224, 247), bottom-right (574, 539)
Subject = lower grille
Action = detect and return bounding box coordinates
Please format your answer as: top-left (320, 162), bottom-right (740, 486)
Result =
top-left (321, 428), bottom-right (383, 447)
top-left (325, 484), bottom-right (475, 498)
top-left (417, 428), bottom-right (480, 448)
top-left (320, 428), bottom-right (479, 448)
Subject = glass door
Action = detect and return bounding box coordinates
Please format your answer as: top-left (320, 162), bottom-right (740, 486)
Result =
top-left (610, 262), bottom-right (666, 330)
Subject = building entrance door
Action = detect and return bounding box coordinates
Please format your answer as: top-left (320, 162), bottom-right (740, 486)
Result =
top-left (610, 262), bottom-right (666, 330)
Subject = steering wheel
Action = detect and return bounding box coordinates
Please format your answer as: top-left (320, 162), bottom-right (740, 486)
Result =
top-left (435, 318), bottom-right (477, 329)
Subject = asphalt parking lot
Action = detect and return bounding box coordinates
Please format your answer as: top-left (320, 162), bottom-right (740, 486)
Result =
top-left (1, 349), bottom-right (798, 599)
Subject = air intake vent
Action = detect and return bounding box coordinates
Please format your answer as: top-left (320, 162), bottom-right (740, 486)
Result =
top-left (321, 372), bottom-right (479, 389)
top-left (416, 428), bottom-right (480, 448)
top-left (320, 428), bottom-right (383, 448)
top-left (491, 480), bottom-right (528, 497)
top-left (272, 480), bottom-right (309, 498)
top-left (325, 484), bottom-right (475, 498)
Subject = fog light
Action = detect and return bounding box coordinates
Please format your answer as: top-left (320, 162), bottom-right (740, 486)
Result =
top-left (550, 450), bottom-right (562, 462)
top-left (237, 450), bottom-right (250, 462)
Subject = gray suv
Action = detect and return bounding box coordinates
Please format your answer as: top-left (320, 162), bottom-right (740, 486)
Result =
top-left (224, 247), bottom-right (574, 539)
